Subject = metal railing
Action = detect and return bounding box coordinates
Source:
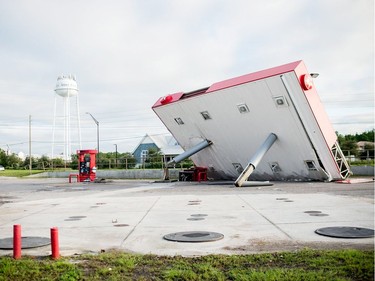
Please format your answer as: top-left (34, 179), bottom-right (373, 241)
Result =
top-left (96, 156), bottom-right (193, 170)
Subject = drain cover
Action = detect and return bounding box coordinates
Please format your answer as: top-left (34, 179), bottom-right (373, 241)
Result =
top-left (304, 211), bottom-right (322, 214)
top-left (0, 237), bottom-right (50, 249)
top-left (310, 213), bottom-right (329, 217)
top-left (187, 217), bottom-right (205, 221)
top-left (65, 215), bottom-right (87, 221)
top-left (191, 214), bottom-right (208, 217)
top-left (315, 226), bottom-right (374, 238)
top-left (164, 231), bottom-right (224, 242)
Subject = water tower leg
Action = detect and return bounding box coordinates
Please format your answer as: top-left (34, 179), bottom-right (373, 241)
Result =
top-left (63, 97), bottom-right (68, 163)
top-left (67, 95), bottom-right (71, 159)
top-left (52, 94), bottom-right (57, 160)
top-left (76, 95), bottom-right (82, 149)
top-left (234, 133), bottom-right (277, 187)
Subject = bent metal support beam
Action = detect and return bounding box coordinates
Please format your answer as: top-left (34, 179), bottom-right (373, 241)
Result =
top-left (163, 139), bottom-right (213, 180)
top-left (234, 133), bottom-right (278, 187)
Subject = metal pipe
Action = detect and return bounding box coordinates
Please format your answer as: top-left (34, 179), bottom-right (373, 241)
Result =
top-left (249, 133), bottom-right (277, 168)
top-left (235, 133), bottom-right (277, 187)
top-left (51, 227), bottom-right (60, 260)
top-left (163, 139), bottom-right (212, 180)
top-left (239, 181), bottom-right (273, 187)
top-left (167, 139), bottom-right (212, 166)
top-left (13, 224), bottom-right (21, 259)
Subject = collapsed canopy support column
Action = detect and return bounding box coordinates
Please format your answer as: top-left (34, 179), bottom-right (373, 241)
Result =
top-left (234, 133), bottom-right (278, 187)
top-left (163, 139), bottom-right (213, 180)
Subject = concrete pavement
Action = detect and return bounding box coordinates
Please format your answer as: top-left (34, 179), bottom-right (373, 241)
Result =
top-left (0, 177), bottom-right (373, 257)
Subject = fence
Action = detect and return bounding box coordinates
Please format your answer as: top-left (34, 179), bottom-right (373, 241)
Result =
top-left (96, 156), bottom-right (193, 170)
top-left (342, 149), bottom-right (374, 165)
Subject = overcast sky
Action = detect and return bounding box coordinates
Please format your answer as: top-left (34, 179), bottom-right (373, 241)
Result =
top-left (0, 0), bottom-right (373, 157)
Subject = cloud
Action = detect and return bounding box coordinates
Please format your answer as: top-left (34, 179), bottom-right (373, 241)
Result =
top-left (0, 0), bottom-right (373, 155)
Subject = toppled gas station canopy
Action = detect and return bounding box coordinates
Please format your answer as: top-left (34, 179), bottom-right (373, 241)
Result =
top-left (153, 61), bottom-right (351, 182)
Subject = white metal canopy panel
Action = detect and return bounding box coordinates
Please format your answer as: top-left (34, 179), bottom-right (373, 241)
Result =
top-left (153, 61), bottom-right (350, 181)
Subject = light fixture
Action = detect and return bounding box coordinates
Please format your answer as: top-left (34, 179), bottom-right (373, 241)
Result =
top-left (86, 112), bottom-right (100, 164)
top-left (270, 162), bottom-right (282, 173)
top-left (274, 96), bottom-right (288, 107)
top-left (305, 160), bottom-right (317, 170)
top-left (161, 95), bottom-right (173, 104)
top-left (237, 104), bottom-right (250, 113)
top-left (200, 111), bottom-right (211, 120)
top-left (301, 74), bottom-right (314, 90)
top-left (174, 117), bottom-right (184, 125)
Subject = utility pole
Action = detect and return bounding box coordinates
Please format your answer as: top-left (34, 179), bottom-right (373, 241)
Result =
top-left (29, 115), bottom-right (32, 175)
top-left (114, 144), bottom-right (117, 168)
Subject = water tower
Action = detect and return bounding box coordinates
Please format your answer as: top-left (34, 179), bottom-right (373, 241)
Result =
top-left (52, 74), bottom-right (82, 162)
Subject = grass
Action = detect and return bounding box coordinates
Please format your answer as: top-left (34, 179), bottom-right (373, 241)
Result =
top-left (0, 169), bottom-right (47, 177)
top-left (350, 161), bottom-right (374, 166)
top-left (0, 249), bottom-right (373, 281)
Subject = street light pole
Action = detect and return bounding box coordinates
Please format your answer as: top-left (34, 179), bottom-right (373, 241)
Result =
top-left (29, 115), bottom-right (32, 175)
top-left (114, 144), bottom-right (117, 168)
top-left (86, 112), bottom-right (99, 167)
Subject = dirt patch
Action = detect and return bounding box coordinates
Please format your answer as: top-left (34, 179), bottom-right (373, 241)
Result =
top-left (0, 196), bottom-right (16, 206)
top-left (222, 238), bottom-right (374, 254)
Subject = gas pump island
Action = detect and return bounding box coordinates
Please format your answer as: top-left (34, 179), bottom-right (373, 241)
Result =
top-left (77, 149), bottom-right (98, 182)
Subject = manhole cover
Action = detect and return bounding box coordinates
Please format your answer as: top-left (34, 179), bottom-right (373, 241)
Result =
top-left (164, 231), bottom-right (224, 242)
top-left (0, 237), bottom-right (50, 249)
top-left (315, 226), bottom-right (375, 238)
top-left (187, 218), bottom-right (205, 221)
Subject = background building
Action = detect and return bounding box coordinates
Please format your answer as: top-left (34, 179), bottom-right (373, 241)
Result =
top-left (132, 134), bottom-right (183, 165)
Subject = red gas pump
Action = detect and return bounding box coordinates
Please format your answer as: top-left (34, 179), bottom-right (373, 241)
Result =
top-left (77, 149), bottom-right (97, 182)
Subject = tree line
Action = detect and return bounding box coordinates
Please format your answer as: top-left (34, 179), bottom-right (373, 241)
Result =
top-left (337, 129), bottom-right (374, 158)
top-left (0, 130), bottom-right (373, 170)
top-left (0, 151), bottom-right (137, 170)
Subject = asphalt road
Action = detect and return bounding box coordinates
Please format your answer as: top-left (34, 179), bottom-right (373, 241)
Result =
top-left (0, 177), bottom-right (374, 257)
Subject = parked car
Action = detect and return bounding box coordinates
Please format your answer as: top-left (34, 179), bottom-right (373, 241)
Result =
top-left (0, 165), bottom-right (5, 171)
